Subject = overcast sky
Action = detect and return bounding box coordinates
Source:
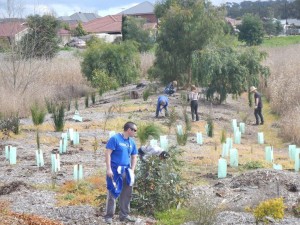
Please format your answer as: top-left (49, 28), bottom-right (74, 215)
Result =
top-left (0, 0), bottom-right (245, 18)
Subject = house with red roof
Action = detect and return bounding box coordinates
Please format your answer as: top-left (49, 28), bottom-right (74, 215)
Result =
top-left (0, 20), bottom-right (28, 44)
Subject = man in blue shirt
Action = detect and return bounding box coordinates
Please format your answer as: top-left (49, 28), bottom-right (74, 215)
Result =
top-left (104, 122), bottom-right (138, 224)
top-left (155, 95), bottom-right (169, 118)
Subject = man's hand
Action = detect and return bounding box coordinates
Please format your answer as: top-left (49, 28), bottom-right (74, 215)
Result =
top-left (254, 105), bottom-right (258, 109)
top-left (106, 168), bottom-right (113, 178)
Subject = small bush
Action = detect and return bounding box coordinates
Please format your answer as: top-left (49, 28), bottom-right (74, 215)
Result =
top-left (221, 129), bottom-right (226, 143)
top-left (243, 160), bottom-right (265, 170)
top-left (186, 194), bottom-right (218, 225)
top-left (67, 101), bottom-right (71, 111)
top-left (132, 146), bottom-right (189, 216)
top-left (91, 92), bottom-right (96, 104)
top-left (253, 197), bottom-right (285, 223)
top-left (52, 103), bottom-right (65, 132)
top-left (137, 123), bottom-right (161, 145)
top-left (85, 95), bottom-right (89, 108)
top-left (166, 107), bottom-right (178, 134)
top-left (45, 98), bottom-right (55, 114)
top-left (176, 132), bottom-right (188, 146)
top-left (183, 108), bottom-right (191, 132)
top-left (206, 116), bottom-right (214, 137)
top-left (30, 102), bottom-right (46, 126)
top-left (75, 98), bottom-right (79, 110)
top-left (0, 114), bottom-right (20, 134)
top-left (292, 199), bottom-right (300, 218)
top-left (142, 88), bottom-right (151, 101)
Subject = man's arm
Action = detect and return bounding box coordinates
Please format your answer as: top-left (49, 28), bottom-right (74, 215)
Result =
top-left (105, 149), bottom-right (113, 178)
top-left (130, 155), bottom-right (137, 172)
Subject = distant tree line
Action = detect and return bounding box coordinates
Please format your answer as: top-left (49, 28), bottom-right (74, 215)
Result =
top-left (225, 0), bottom-right (300, 19)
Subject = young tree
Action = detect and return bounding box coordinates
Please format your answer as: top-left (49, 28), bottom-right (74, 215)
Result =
top-left (149, 0), bottom-right (226, 84)
top-left (19, 14), bottom-right (60, 59)
top-left (81, 40), bottom-right (140, 87)
top-left (122, 16), bottom-right (155, 52)
top-left (193, 45), bottom-right (269, 104)
top-left (237, 13), bottom-right (264, 46)
top-left (72, 22), bottom-right (87, 37)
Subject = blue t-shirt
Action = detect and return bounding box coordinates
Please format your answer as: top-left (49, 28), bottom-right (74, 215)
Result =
top-left (106, 133), bottom-right (137, 167)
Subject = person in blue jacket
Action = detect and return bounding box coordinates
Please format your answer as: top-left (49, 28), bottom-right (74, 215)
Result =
top-left (104, 121), bottom-right (138, 224)
top-left (155, 95), bottom-right (169, 118)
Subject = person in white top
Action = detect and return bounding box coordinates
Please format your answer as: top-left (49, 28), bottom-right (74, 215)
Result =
top-left (188, 85), bottom-right (199, 121)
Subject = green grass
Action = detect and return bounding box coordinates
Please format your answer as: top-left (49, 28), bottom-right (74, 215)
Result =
top-left (155, 208), bottom-right (189, 225)
top-left (261, 35), bottom-right (300, 47)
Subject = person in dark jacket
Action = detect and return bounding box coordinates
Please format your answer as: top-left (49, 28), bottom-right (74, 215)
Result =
top-left (164, 80), bottom-right (177, 95)
top-left (250, 86), bottom-right (264, 125)
top-left (155, 95), bottom-right (169, 118)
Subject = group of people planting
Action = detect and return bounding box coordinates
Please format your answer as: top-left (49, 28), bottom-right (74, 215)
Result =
top-left (104, 81), bottom-right (264, 224)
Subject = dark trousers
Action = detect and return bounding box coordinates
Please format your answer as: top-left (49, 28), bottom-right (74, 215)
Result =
top-left (105, 173), bottom-right (132, 220)
top-left (191, 100), bottom-right (199, 121)
top-left (254, 107), bottom-right (264, 124)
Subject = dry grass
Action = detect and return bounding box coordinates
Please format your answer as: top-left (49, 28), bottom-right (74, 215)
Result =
top-left (263, 45), bottom-right (300, 145)
top-left (0, 53), bottom-right (90, 117)
top-left (140, 52), bottom-right (155, 78)
top-left (57, 175), bottom-right (106, 207)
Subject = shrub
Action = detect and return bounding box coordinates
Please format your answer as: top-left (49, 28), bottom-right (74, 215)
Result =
top-left (45, 98), bottom-right (55, 113)
top-left (132, 146), bottom-right (189, 216)
top-left (81, 40), bottom-right (140, 86)
top-left (221, 129), bottom-right (226, 143)
top-left (91, 92), bottom-right (96, 104)
top-left (85, 95), bottom-right (89, 108)
top-left (183, 108), bottom-right (191, 132)
top-left (292, 199), bottom-right (300, 218)
top-left (137, 123), bottom-right (161, 145)
top-left (176, 131), bottom-right (188, 146)
top-left (166, 107), bottom-right (178, 134)
top-left (253, 197), bottom-right (285, 223)
top-left (186, 193), bottom-right (218, 225)
top-left (142, 88), bottom-right (151, 101)
top-left (243, 160), bottom-right (265, 170)
top-left (52, 103), bottom-right (65, 132)
top-left (206, 116), bottom-right (214, 137)
top-left (75, 98), bottom-right (78, 110)
top-left (30, 102), bottom-right (46, 126)
top-left (91, 69), bottom-right (119, 96)
top-left (0, 114), bottom-right (20, 134)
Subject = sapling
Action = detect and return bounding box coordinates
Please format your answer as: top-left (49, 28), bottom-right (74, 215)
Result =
top-left (85, 94), bottom-right (89, 108)
top-left (30, 102), bottom-right (46, 164)
top-left (142, 88), bottom-right (151, 101)
top-left (91, 92), bottom-right (96, 104)
top-left (75, 98), bottom-right (79, 110)
top-left (166, 107), bottom-right (178, 134)
top-left (53, 103), bottom-right (65, 132)
top-left (137, 123), bottom-right (161, 145)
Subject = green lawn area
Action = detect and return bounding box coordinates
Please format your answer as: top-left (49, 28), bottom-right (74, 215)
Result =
top-left (261, 35), bottom-right (300, 47)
